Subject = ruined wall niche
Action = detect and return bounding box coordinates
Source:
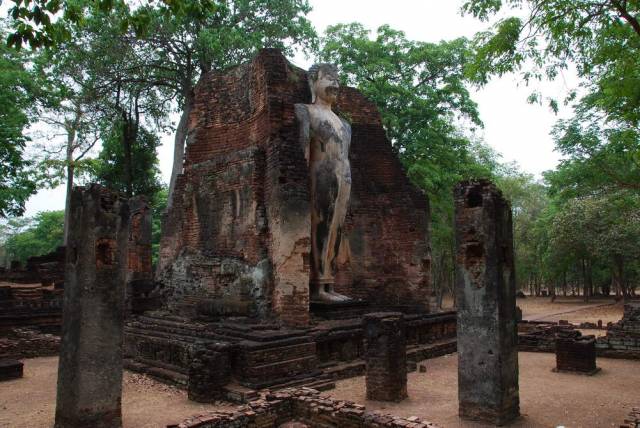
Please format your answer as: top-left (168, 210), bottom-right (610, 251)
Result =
top-left (157, 49), bottom-right (432, 326)
top-left (454, 179), bottom-right (520, 426)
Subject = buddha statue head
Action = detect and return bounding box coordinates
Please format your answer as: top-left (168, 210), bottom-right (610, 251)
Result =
top-left (308, 63), bottom-right (340, 105)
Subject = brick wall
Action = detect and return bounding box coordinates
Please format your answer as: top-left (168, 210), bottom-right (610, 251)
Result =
top-left (158, 49), bottom-right (431, 326)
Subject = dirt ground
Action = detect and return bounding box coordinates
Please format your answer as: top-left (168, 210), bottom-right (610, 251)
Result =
top-left (1, 353), bottom-right (638, 428)
top-left (329, 352), bottom-right (640, 428)
top-left (444, 295), bottom-right (625, 325)
top-left (0, 357), bottom-right (236, 428)
top-left (516, 296), bottom-right (625, 324)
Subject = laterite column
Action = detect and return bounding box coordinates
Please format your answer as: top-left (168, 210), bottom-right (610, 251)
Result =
top-left (454, 179), bottom-right (519, 425)
top-left (55, 184), bottom-right (129, 428)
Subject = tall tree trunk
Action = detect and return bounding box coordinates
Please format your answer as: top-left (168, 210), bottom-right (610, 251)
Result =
top-left (122, 115), bottom-right (134, 198)
top-left (63, 121), bottom-right (77, 246)
top-left (63, 152), bottom-right (74, 246)
top-left (614, 255), bottom-right (626, 298)
top-left (581, 258), bottom-right (589, 302)
top-left (168, 91), bottom-right (194, 207)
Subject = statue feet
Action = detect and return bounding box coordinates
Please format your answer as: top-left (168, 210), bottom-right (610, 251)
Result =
top-left (313, 284), bottom-right (351, 303)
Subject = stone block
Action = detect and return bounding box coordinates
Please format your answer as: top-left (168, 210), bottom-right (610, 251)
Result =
top-left (0, 358), bottom-right (23, 381)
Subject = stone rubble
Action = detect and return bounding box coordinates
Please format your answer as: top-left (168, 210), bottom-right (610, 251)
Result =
top-left (169, 388), bottom-right (440, 428)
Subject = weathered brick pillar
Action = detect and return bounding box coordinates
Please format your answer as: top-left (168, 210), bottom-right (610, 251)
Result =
top-left (454, 179), bottom-right (519, 425)
top-left (126, 195), bottom-right (153, 314)
top-left (363, 312), bottom-right (407, 402)
top-left (187, 343), bottom-right (232, 402)
top-left (555, 331), bottom-right (598, 374)
top-left (55, 184), bottom-right (129, 428)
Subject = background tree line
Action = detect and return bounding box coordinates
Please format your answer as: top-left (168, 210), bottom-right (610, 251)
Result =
top-left (1, 0), bottom-right (638, 301)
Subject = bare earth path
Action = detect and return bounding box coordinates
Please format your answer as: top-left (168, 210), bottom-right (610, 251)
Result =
top-left (524, 301), bottom-right (617, 322)
top-left (0, 357), bottom-right (235, 428)
top-left (1, 353), bottom-right (639, 427)
top-left (329, 352), bottom-right (640, 428)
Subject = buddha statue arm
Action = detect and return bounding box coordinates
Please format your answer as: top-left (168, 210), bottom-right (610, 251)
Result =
top-left (294, 103), bottom-right (311, 165)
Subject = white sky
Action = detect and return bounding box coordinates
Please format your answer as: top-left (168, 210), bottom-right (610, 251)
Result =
top-left (21, 0), bottom-right (577, 216)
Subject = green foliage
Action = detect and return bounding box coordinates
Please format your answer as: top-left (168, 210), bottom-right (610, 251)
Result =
top-left (150, 185), bottom-right (168, 267)
top-left (462, 0), bottom-right (640, 86)
top-left (320, 24), bottom-right (484, 194)
top-left (496, 166), bottom-right (549, 289)
top-left (463, 0), bottom-right (640, 296)
top-left (91, 122), bottom-right (162, 199)
top-left (2, 210), bottom-right (65, 264)
top-left (0, 25), bottom-right (42, 217)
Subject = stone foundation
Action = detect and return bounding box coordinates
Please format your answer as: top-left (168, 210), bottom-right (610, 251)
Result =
top-left (554, 331), bottom-right (599, 374)
top-left (124, 311), bottom-right (456, 398)
top-left (0, 288), bottom-right (62, 331)
top-left (0, 327), bottom-right (60, 359)
top-left (188, 343), bottom-right (233, 402)
top-left (0, 246), bottom-right (65, 286)
top-left (363, 313), bottom-right (407, 402)
top-left (170, 388), bottom-right (440, 428)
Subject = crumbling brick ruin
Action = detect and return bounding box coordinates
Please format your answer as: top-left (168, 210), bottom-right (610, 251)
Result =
top-left (157, 49), bottom-right (431, 327)
top-left (0, 247), bottom-right (65, 334)
top-left (621, 407), bottom-right (640, 428)
top-left (0, 285), bottom-right (62, 332)
top-left (122, 49), bottom-right (457, 400)
top-left (170, 388), bottom-right (440, 428)
top-left (518, 304), bottom-right (640, 361)
top-left (454, 179), bottom-right (520, 425)
top-left (0, 246), bottom-right (66, 287)
top-left (363, 312), bottom-right (407, 402)
top-left (518, 321), bottom-right (578, 353)
top-left (597, 302), bottom-right (640, 359)
top-left (0, 327), bottom-right (60, 359)
top-left (126, 196), bottom-right (155, 314)
top-left (55, 185), bottom-right (129, 428)
top-left (554, 330), bottom-right (599, 374)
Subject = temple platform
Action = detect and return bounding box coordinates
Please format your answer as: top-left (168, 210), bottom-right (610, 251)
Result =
top-left (123, 310), bottom-right (456, 402)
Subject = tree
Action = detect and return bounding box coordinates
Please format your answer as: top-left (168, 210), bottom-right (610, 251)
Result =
top-left (462, 0), bottom-right (640, 90)
top-left (2, 210), bottom-right (65, 264)
top-left (91, 123), bottom-right (162, 200)
top-left (496, 167), bottom-right (549, 294)
top-left (6, 1), bottom-right (318, 206)
top-left (0, 24), bottom-right (46, 217)
top-left (463, 0), bottom-right (640, 196)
